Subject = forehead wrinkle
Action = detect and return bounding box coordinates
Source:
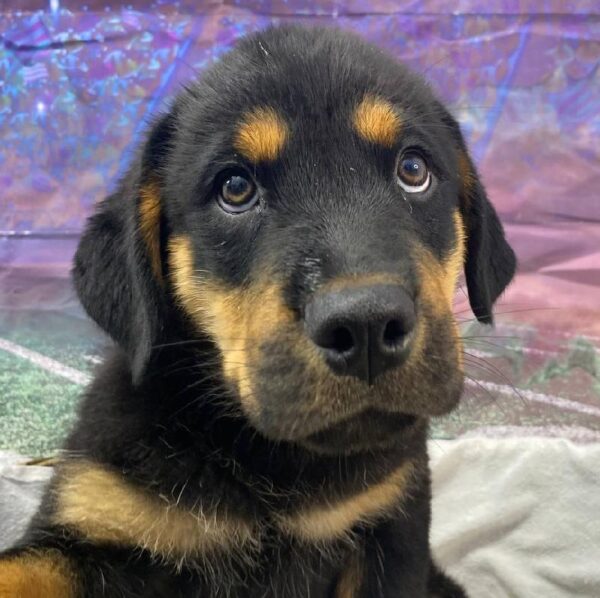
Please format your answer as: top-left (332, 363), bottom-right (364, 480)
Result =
top-left (353, 95), bottom-right (402, 147)
top-left (233, 106), bottom-right (288, 163)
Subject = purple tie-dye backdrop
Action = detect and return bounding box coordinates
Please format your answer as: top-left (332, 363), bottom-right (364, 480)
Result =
top-left (2, 1), bottom-right (599, 331)
top-left (1, 1), bottom-right (599, 452)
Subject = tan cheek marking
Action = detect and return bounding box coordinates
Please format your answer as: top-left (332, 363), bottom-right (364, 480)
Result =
top-left (234, 107), bottom-right (288, 162)
top-left (444, 210), bottom-right (467, 302)
top-left (415, 253), bottom-right (450, 320)
top-left (414, 212), bottom-right (466, 369)
top-left (168, 236), bottom-right (295, 414)
top-left (448, 210), bottom-right (467, 369)
top-left (415, 210), bottom-right (466, 317)
top-left (353, 96), bottom-right (402, 147)
top-left (0, 551), bottom-right (76, 598)
top-left (335, 550), bottom-right (365, 598)
top-left (277, 461), bottom-right (413, 542)
top-left (53, 461), bottom-right (255, 563)
top-left (139, 182), bottom-right (163, 281)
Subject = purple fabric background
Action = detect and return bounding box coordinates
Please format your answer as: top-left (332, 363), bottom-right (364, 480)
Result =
top-left (1, 0), bottom-right (599, 334)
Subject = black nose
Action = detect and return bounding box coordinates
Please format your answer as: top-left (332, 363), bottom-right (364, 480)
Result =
top-left (304, 284), bottom-right (416, 384)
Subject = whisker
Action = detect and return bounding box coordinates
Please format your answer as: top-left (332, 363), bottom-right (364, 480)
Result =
top-left (454, 306), bottom-right (559, 320)
top-left (462, 354), bottom-right (525, 405)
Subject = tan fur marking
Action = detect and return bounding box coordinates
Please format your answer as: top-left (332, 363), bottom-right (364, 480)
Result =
top-left (277, 461), bottom-right (413, 542)
top-left (414, 256), bottom-right (445, 319)
top-left (53, 461), bottom-right (255, 563)
top-left (445, 210), bottom-right (467, 302)
top-left (139, 182), bottom-right (162, 281)
top-left (415, 210), bottom-right (466, 317)
top-left (447, 210), bottom-right (467, 369)
top-left (414, 211), bottom-right (466, 369)
top-left (458, 150), bottom-right (476, 206)
top-left (234, 107), bottom-right (288, 162)
top-left (168, 236), bottom-right (295, 414)
top-left (335, 550), bottom-right (364, 598)
top-left (0, 551), bottom-right (76, 598)
top-left (353, 96), bottom-right (402, 147)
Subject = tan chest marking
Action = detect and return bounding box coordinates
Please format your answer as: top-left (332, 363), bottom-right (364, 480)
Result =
top-left (0, 550), bottom-right (76, 598)
top-left (53, 461), bottom-right (255, 564)
top-left (277, 461), bottom-right (414, 542)
top-left (234, 106), bottom-right (288, 163)
top-left (353, 96), bottom-right (402, 147)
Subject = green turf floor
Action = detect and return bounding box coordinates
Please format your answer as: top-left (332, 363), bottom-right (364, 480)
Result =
top-left (0, 309), bottom-right (102, 455)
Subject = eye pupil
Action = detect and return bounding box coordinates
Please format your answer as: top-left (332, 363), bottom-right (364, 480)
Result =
top-left (218, 170), bottom-right (258, 213)
top-left (397, 152), bottom-right (430, 193)
top-left (402, 158), bottom-right (423, 176)
top-left (224, 175), bottom-right (250, 201)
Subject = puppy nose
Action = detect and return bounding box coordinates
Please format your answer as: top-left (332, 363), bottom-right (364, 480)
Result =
top-left (304, 284), bottom-right (416, 384)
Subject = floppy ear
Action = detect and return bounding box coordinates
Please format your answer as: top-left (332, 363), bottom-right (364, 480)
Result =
top-left (460, 157), bottom-right (517, 323)
top-left (73, 112), bottom-right (175, 383)
top-left (442, 110), bottom-right (517, 324)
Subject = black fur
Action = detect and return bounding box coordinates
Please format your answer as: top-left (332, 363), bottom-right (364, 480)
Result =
top-left (463, 169), bottom-right (517, 324)
top-left (1, 25), bottom-right (516, 597)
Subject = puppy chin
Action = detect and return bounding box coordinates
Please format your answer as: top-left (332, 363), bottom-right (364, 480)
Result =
top-left (297, 410), bottom-right (421, 456)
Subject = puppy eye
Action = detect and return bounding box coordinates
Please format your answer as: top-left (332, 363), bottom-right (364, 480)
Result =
top-left (217, 170), bottom-right (259, 213)
top-left (397, 152), bottom-right (431, 193)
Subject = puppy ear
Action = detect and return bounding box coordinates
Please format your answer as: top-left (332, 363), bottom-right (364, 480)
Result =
top-left (73, 112), bottom-right (175, 383)
top-left (460, 156), bottom-right (517, 324)
top-left (441, 109), bottom-right (517, 324)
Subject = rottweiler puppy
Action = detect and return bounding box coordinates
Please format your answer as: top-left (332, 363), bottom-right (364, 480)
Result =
top-left (0, 25), bottom-right (515, 597)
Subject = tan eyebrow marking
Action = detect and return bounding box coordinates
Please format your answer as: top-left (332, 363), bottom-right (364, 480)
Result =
top-left (353, 96), bottom-right (402, 147)
top-left (234, 107), bottom-right (288, 162)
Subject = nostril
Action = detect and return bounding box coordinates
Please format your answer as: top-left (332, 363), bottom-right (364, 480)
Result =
top-left (324, 325), bottom-right (355, 354)
top-left (382, 319), bottom-right (406, 349)
top-left (305, 284), bottom-right (416, 382)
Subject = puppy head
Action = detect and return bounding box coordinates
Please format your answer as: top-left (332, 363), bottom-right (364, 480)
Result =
top-left (74, 26), bottom-right (516, 454)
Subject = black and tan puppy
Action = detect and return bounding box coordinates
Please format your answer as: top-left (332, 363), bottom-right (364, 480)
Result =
top-left (0, 26), bottom-right (515, 597)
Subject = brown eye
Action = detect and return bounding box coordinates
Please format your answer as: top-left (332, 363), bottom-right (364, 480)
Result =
top-left (218, 171), bottom-right (258, 213)
top-left (397, 152), bottom-right (431, 193)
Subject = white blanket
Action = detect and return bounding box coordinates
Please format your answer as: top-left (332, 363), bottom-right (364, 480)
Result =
top-left (431, 438), bottom-right (600, 597)
top-left (1, 438), bottom-right (599, 597)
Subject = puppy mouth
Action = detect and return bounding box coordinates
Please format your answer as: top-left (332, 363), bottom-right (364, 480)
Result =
top-left (243, 320), bottom-right (463, 448)
top-left (298, 409), bottom-right (418, 454)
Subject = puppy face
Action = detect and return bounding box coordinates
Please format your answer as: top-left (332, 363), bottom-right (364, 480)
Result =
top-left (74, 26), bottom-right (515, 454)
